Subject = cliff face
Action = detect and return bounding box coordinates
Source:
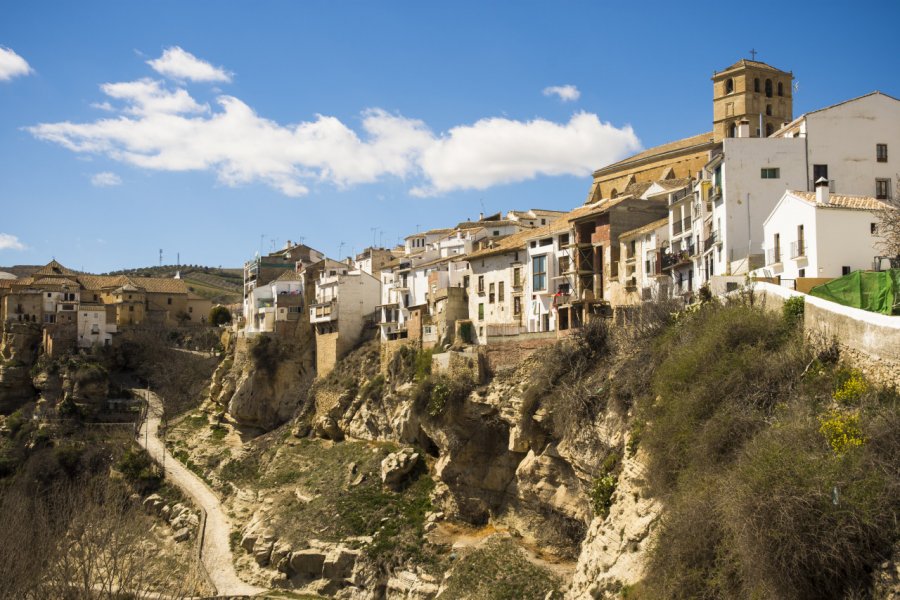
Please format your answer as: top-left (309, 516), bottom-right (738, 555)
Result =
top-left (290, 336), bottom-right (660, 595)
top-left (0, 322), bottom-right (42, 413)
top-left (209, 329), bottom-right (315, 431)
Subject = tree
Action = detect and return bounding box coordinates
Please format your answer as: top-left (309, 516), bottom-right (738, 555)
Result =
top-left (208, 305), bottom-right (232, 326)
top-left (874, 175), bottom-right (900, 262)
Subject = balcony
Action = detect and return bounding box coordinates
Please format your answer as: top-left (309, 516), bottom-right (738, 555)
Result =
top-left (703, 231), bottom-right (720, 252)
top-left (672, 219), bottom-right (683, 235)
top-left (661, 250), bottom-right (692, 270)
top-left (790, 240), bottom-right (806, 259)
top-left (766, 248), bottom-right (782, 265)
top-left (310, 299), bottom-right (338, 323)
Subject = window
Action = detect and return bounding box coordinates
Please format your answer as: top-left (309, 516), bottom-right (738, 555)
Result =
top-left (766, 124), bottom-right (774, 136)
top-left (799, 268), bottom-right (806, 277)
top-left (541, 219), bottom-right (546, 225)
top-left (539, 238), bottom-right (552, 247)
top-left (876, 143), bottom-right (888, 162)
top-left (765, 104), bottom-right (772, 116)
top-left (513, 296), bottom-right (521, 316)
top-left (871, 223), bottom-right (878, 235)
top-left (462, 275), bottom-right (470, 290)
top-left (558, 255), bottom-right (570, 274)
top-left (754, 77), bottom-right (760, 93)
top-left (513, 267), bottom-right (521, 288)
top-left (477, 275), bottom-right (485, 293)
top-left (489, 282), bottom-right (495, 303)
top-left (761, 168), bottom-right (780, 179)
top-left (530, 241), bottom-right (536, 248)
top-left (728, 123), bottom-right (736, 138)
top-left (876, 178), bottom-right (891, 200)
top-left (842, 266), bottom-right (852, 276)
top-left (498, 282), bottom-right (505, 302)
top-left (813, 164), bottom-right (828, 182)
top-left (777, 81), bottom-right (784, 97)
top-left (532, 255), bottom-right (547, 291)
top-left (493, 230), bottom-right (500, 236)
top-left (47, 293), bottom-right (51, 298)
top-left (129, 305), bottom-right (134, 312)
top-left (773, 233), bottom-right (781, 263)
top-left (478, 303), bottom-right (484, 321)
top-left (167, 297), bottom-right (172, 305)
top-left (725, 78), bottom-right (734, 94)
top-left (765, 78), bottom-right (772, 98)
top-left (558, 233), bottom-right (569, 246)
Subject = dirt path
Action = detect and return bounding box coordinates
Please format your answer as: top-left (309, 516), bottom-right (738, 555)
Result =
top-left (135, 389), bottom-right (266, 597)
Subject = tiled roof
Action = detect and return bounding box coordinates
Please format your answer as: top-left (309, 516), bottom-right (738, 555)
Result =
top-left (31, 277), bottom-right (80, 287)
top-left (716, 59), bottom-right (789, 76)
top-left (273, 270), bottom-right (303, 282)
top-left (790, 191), bottom-right (895, 211)
top-left (655, 177), bottom-right (694, 191)
top-left (620, 218), bottom-right (669, 239)
top-left (32, 260), bottom-right (80, 278)
top-left (593, 132), bottom-right (716, 176)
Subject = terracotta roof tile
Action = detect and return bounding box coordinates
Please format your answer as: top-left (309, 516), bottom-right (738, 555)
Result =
top-left (790, 191), bottom-right (895, 211)
top-left (593, 132), bottom-right (716, 176)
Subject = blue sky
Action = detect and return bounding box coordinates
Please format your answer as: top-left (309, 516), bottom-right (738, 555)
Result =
top-left (2, 0), bottom-right (898, 272)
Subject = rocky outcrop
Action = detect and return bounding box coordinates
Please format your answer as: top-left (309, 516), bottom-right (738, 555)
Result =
top-left (142, 494), bottom-right (201, 543)
top-left (380, 448), bottom-right (420, 490)
top-left (567, 446), bottom-right (661, 599)
top-left (0, 322), bottom-right (41, 413)
top-left (210, 333), bottom-right (315, 430)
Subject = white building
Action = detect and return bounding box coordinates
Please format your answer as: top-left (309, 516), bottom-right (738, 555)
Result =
top-left (524, 220), bottom-right (574, 333)
top-left (617, 217), bottom-right (671, 302)
top-left (244, 270), bottom-right (307, 334)
top-left (702, 91), bottom-right (900, 281)
top-left (463, 229), bottom-right (535, 343)
top-left (761, 180), bottom-right (894, 282)
top-left (77, 305), bottom-right (116, 348)
top-left (310, 263), bottom-right (381, 374)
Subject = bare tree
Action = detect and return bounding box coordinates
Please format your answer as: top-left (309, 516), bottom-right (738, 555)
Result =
top-left (874, 175), bottom-right (900, 260)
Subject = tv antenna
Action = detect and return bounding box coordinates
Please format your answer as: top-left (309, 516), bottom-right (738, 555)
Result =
top-left (338, 241), bottom-right (345, 259)
top-left (159, 249), bottom-right (163, 266)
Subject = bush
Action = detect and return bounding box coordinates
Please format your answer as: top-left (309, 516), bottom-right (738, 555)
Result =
top-left (833, 368), bottom-right (868, 405)
top-left (117, 446), bottom-right (162, 494)
top-left (818, 410), bottom-right (866, 454)
top-left (782, 295), bottom-right (805, 325)
top-left (209, 305), bottom-right (232, 326)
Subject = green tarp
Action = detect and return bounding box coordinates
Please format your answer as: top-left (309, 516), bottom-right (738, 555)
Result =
top-left (809, 269), bottom-right (900, 315)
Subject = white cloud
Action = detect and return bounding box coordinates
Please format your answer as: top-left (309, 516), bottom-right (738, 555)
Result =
top-left (0, 233), bottom-right (25, 251)
top-left (543, 84), bottom-right (580, 102)
top-left (28, 70), bottom-right (640, 197)
top-left (412, 112), bottom-right (639, 196)
top-left (91, 171), bottom-right (122, 187)
top-left (0, 47), bottom-right (32, 81)
top-left (147, 47), bottom-right (232, 83)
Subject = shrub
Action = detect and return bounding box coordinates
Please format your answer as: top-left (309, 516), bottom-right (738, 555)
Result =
top-left (782, 295), bottom-right (805, 325)
top-left (818, 410), bottom-right (866, 454)
top-left (117, 446), bottom-right (162, 494)
top-left (209, 305), bottom-right (232, 326)
top-left (833, 368), bottom-right (868, 405)
top-left (590, 473), bottom-right (617, 519)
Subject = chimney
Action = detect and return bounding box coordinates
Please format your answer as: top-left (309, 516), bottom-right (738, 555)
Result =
top-left (737, 119), bottom-right (750, 138)
top-left (479, 212), bottom-right (484, 221)
top-left (815, 177), bottom-right (830, 205)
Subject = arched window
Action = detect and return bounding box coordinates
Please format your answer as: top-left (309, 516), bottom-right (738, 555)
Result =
top-left (777, 82), bottom-right (784, 96)
top-left (754, 78), bottom-right (760, 93)
top-left (765, 79), bottom-right (773, 98)
top-left (766, 104), bottom-right (772, 116)
top-left (766, 123), bottom-right (774, 137)
top-left (728, 122), bottom-right (737, 138)
top-left (610, 188), bottom-right (618, 199)
top-left (725, 78), bottom-right (734, 94)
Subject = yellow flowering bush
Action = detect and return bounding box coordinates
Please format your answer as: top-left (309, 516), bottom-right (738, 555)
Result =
top-left (818, 410), bottom-right (866, 454)
top-left (833, 369), bottom-right (868, 404)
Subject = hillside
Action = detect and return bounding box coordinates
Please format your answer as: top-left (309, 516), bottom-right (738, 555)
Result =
top-left (0, 263), bottom-right (244, 305)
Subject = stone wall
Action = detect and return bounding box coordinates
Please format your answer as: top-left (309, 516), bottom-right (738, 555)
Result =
top-left (755, 282), bottom-right (900, 387)
top-left (315, 331), bottom-right (340, 377)
top-left (480, 335), bottom-right (561, 373)
top-left (380, 338), bottom-right (419, 376)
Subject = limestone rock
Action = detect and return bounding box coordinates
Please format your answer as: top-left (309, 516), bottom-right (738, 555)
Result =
top-left (173, 527), bottom-right (190, 543)
top-left (386, 570), bottom-right (438, 599)
top-left (289, 548), bottom-right (326, 579)
top-left (323, 547), bottom-right (359, 580)
top-left (380, 448), bottom-right (420, 489)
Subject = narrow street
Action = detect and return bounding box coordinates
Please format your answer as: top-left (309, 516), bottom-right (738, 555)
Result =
top-left (135, 389), bottom-right (266, 598)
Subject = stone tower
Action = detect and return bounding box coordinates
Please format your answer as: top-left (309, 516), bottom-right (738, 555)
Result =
top-left (712, 59), bottom-right (793, 141)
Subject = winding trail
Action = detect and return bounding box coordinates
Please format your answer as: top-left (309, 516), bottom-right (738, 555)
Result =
top-left (135, 389), bottom-right (266, 598)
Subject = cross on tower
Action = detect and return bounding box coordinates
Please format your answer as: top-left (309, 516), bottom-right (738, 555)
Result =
top-left (749, 48), bottom-right (758, 60)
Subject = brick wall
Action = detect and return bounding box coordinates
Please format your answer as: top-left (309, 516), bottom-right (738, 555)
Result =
top-left (480, 335), bottom-right (561, 372)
